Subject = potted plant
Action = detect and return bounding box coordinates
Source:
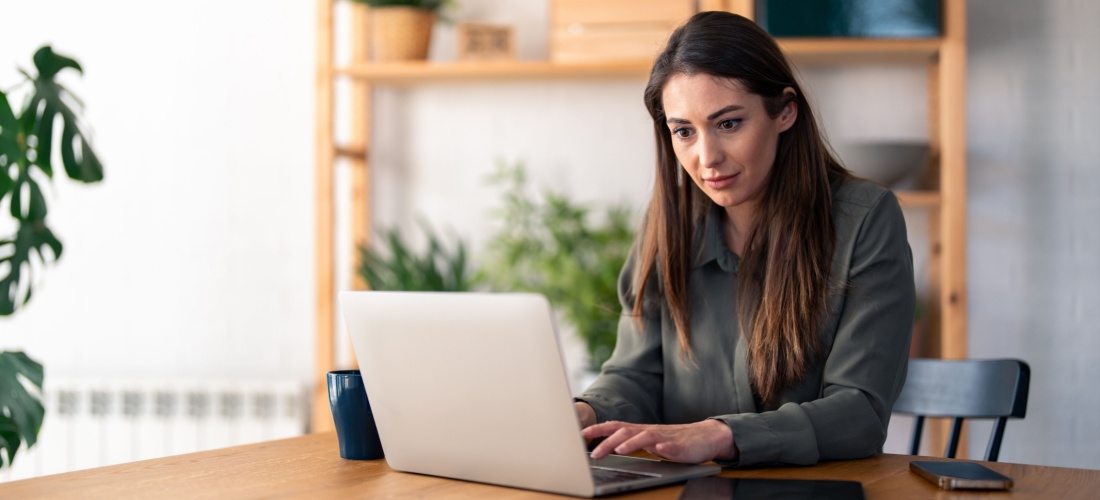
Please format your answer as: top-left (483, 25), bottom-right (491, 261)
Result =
top-left (347, 0), bottom-right (454, 61)
top-left (357, 222), bottom-right (478, 291)
top-left (0, 46), bottom-right (105, 469)
top-left (481, 163), bottom-right (635, 372)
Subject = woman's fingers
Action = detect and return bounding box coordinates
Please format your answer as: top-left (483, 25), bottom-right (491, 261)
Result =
top-left (613, 428), bottom-right (662, 456)
top-left (581, 421), bottom-right (732, 464)
top-left (586, 422), bottom-right (641, 459)
top-left (582, 420), bottom-right (625, 439)
top-left (654, 440), bottom-right (681, 457)
top-left (586, 422), bottom-right (671, 460)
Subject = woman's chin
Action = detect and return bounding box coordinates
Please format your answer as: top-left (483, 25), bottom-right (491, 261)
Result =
top-left (705, 192), bottom-right (748, 209)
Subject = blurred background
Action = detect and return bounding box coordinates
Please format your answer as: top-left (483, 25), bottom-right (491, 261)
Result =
top-left (0, 0), bottom-right (1096, 480)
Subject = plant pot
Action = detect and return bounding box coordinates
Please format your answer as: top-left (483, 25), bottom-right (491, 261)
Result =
top-left (371, 6), bottom-right (435, 61)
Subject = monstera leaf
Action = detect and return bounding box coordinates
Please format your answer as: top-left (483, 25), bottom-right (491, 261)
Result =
top-left (1, 45), bottom-right (102, 315)
top-left (0, 45), bottom-right (103, 470)
top-left (0, 352), bottom-right (44, 467)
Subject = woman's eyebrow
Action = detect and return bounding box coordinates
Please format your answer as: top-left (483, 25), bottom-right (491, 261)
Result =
top-left (707, 104), bottom-right (744, 120)
top-left (666, 104), bottom-right (745, 125)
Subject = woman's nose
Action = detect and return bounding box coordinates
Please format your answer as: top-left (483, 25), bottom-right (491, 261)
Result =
top-left (697, 132), bottom-right (724, 168)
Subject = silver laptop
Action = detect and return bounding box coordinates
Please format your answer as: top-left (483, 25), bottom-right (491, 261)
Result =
top-left (339, 291), bottom-right (721, 497)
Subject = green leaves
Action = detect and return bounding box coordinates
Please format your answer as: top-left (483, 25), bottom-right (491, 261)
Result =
top-left (27, 48), bottom-right (103, 183)
top-left (0, 46), bottom-right (96, 471)
top-left (482, 163), bottom-right (635, 371)
top-left (357, 223), bottom-right (477, 292)
top-left (0, 45), bottom-right (97, 472)
top-left (0, 351), bottom-right (45, 468)
top-left (0, 92), bottom-right (19, 200)
top-left (2, 45), bottom-right (101, 316)
top-left (1, 221), bottom-right (64, 315)
top-left (33, 46), bottom-right (82, 80)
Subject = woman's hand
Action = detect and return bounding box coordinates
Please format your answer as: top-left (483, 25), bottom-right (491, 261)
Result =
top-left (582, 419), bottom-right (737, 464)
top-left (574, 402), bottom-right (597, 429)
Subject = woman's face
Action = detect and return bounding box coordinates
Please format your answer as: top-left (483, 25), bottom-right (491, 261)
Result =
top-left (661, 73), bottom-right (796, 215)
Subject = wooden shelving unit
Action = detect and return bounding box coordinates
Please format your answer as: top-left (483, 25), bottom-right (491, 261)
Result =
top-left (332, 38), bottom-right (942, 85)
top-left (336, 60), bottom-right (653, 83)
top-left (314, 0), bottom-right (968, 455)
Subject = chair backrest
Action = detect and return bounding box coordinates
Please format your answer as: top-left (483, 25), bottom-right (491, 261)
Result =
top-left (892, 358), bottom-right (1030, 462)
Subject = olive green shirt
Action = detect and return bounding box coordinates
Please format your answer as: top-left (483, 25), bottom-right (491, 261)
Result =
top-left (577, 178), bottom-right (915, 467)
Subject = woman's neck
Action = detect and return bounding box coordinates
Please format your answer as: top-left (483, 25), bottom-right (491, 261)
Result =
top-left (721, 204), bottom-right (757, 257)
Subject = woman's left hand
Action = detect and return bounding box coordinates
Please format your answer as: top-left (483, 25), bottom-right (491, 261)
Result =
top-left (582, 419), bottom-right (737, 464)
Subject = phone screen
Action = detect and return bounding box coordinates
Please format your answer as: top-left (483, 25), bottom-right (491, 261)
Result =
top-left (679, 477), bottom-right (866, 499)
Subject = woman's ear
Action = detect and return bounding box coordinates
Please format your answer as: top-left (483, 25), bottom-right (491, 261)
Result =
top-left (777, 87), bottom-right (798, 133)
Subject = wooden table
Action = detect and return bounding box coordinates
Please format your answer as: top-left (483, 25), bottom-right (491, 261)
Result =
top-left (2, 432), bottom-right (1097, 499)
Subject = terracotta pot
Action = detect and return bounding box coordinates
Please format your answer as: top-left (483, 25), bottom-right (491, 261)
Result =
top-left (371, 7), bottom-right (435, 61)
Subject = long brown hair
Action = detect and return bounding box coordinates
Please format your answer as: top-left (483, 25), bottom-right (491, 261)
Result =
top-left (634, 11), bottom-right (849, 404)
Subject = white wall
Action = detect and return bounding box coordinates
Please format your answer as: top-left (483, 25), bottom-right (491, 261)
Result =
top-left (0, 0), bottom-right (315, 382)
top-left (964, 0), bottom-right (1100, 469)
top-left (0, 0), bottom-right (1096, 473)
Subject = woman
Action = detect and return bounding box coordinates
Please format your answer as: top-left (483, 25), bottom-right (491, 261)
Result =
top-left (573, 11), bottom-right (915, 467)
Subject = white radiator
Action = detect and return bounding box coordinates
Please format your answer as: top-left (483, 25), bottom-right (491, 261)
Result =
top-left (0, 378), bottom-right (311, 482)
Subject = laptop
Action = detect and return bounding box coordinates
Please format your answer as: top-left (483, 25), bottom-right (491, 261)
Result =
top-left (339, 291), bottom-right (721, 497)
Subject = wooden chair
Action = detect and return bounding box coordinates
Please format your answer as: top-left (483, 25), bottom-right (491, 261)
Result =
top-left (893, 358), bottom-right (1030, 462)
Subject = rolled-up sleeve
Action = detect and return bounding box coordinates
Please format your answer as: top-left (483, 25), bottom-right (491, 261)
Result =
top-left (576, 251), bottom-right (665, 425)
top-left (713, 191), bottom-right (915, 466)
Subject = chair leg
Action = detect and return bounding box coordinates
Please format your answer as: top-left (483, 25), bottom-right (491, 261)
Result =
top-left (945, 417), bottom-right (964, 459)
top-left (909, 416), bottom-right (924, 456)
top-left (985, 417), bottom-right (1008, 462)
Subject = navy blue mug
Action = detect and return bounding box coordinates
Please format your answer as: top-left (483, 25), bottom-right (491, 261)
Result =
top-left (327, 370), bottom-right (384, 460)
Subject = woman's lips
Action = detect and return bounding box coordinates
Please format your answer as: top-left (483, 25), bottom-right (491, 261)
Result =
top-left (703, 173), bottom-right (738, 189)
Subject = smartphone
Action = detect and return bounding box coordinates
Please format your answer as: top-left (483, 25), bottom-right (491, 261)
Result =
top-left (679, 477), bottom-right (865, 500)
top-left (910, 461), bottom-right (1013, 490)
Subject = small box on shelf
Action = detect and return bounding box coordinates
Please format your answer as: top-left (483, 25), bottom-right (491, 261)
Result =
top-left (456, 23), bottom-right (515, 61)
top-left (549, 0), bottom-right (695, 63)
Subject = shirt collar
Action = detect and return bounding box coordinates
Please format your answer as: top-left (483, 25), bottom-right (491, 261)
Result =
top-left (693, 203), bottom-right (739, 272)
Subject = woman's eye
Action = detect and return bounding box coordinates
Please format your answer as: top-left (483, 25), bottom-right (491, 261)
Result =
top-left (718, 119), bottom-right (742, 130)
top-left (673, 127), bottom-right (693, 139)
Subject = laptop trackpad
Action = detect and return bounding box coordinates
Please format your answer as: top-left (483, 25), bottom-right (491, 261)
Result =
top-left (590, 453), bottom-right (695, 476)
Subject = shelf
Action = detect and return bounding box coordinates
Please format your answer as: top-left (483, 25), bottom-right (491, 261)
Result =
top-left (779, 38), bottom-right (941, 64)
top-left (336, 60), bottom-right (653, 84)
top-left (895, 190), bottom-right (941, 208)
top-left (336, 38), bottom-right (941, 84)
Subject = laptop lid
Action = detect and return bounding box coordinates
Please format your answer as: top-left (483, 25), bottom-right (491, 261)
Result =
top-left (339, 291), bottom-right (596, 497)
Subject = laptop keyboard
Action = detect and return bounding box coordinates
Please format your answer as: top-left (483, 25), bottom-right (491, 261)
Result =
top-left (590, 466), bottom-right (661, 485)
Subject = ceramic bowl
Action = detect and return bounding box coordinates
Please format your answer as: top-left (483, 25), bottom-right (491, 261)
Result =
top-left (832, 141), bottom-right (929, 188)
